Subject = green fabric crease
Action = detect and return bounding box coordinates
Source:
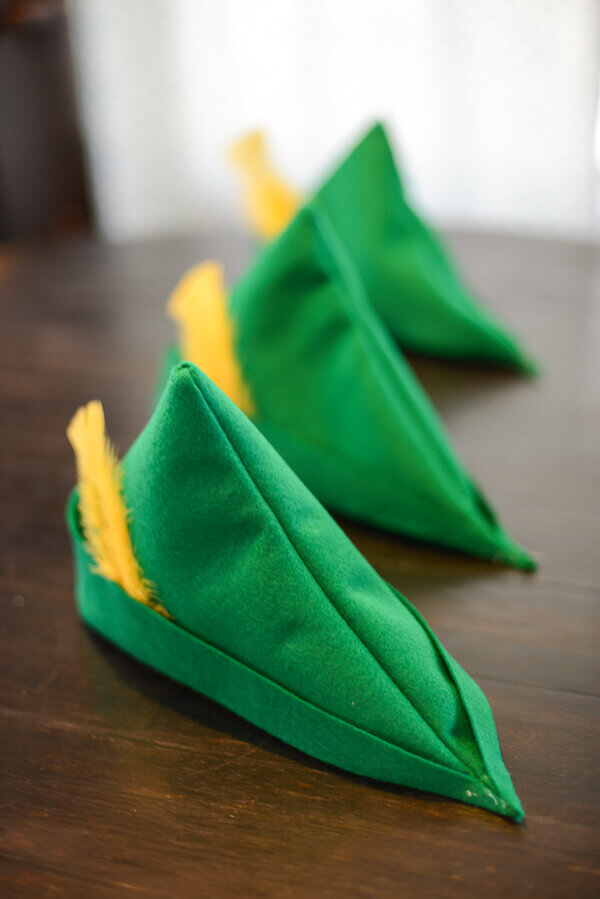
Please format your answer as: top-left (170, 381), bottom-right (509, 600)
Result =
top-left (67, 361), bottom-right (524, 820)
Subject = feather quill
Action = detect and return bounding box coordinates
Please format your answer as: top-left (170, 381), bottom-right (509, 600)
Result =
top-left (167, 261), bottom-right (255, 416)
top-left (229, 130), bottom-right (300, 239)
top-left (67, 402), bottom-right (170, 618)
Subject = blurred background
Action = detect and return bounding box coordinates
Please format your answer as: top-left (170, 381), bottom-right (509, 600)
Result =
top-left (2, 0), bottom-right (600, 243)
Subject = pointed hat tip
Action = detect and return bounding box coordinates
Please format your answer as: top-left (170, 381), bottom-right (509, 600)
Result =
top-left (516, 352), bottom-right (541, 377)
top-left (509, 804), bottom-right (525, 824)
top-left (498, 787), bottom-right (525, 823)
top-left (495, 541), bottom-right (538, 572)
top-left (466, 774), bottom-right (524, 823)
top-left (493, 794), bottom-right (525, 824)
top-left (496, 795), bottom-right (525, 824)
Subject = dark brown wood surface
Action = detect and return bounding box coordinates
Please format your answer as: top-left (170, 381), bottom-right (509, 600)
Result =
top-left (1, 230), bottom-right (599, 897)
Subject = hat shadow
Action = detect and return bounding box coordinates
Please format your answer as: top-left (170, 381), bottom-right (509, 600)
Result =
top-left (336, 513), bottom-right (520, 582)
top-left (407, 353), bottom-right (531, 418)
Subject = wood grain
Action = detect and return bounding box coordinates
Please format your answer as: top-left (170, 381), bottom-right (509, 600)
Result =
top-left (0, 230), bottom-right (599, 897)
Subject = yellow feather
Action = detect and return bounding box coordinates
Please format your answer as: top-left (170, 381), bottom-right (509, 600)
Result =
top-left (229, 130), bottom-right (300, 239)
top-left (167, 261), bottom-right (255, 416)
top-left (67, 402), bottom-right (170, 618)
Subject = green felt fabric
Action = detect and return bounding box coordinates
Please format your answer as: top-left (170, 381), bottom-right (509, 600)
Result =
top-left (316, 123), bottom-right (537, 373)
top-left (160, 205), bottom-right (533, 568)
top-left (67, 361), bottom-right (523, 821)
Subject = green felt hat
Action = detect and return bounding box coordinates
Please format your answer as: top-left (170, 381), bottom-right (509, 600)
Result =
top-left (315, 123), bottom-right (537, 373)
top-left (67, 361), bottom-right (523, 821)
top-left (162, 205), bottom-right (534, 570)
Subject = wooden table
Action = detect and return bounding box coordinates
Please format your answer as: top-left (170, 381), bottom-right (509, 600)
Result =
top-left (1, 231), bottom-right (599, 897)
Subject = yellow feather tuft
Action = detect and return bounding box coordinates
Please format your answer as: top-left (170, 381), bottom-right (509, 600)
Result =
top-left (167, 261), bottom-right (255, 416)
top-left (67, 402), bottom-right (170, 618)
top-left (229, 130), bottom-right (300, 239)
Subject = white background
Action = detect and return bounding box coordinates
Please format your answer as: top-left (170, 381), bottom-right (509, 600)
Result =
top-left (68, 0), bottom-right (600, 242)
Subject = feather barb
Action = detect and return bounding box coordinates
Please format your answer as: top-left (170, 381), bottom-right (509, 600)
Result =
top-left (229, 130), bottom-right (300, 239)
top-left (67, 402), bottom-right (170, 618)
top-left (167, 261), bottom-right (255, 416)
